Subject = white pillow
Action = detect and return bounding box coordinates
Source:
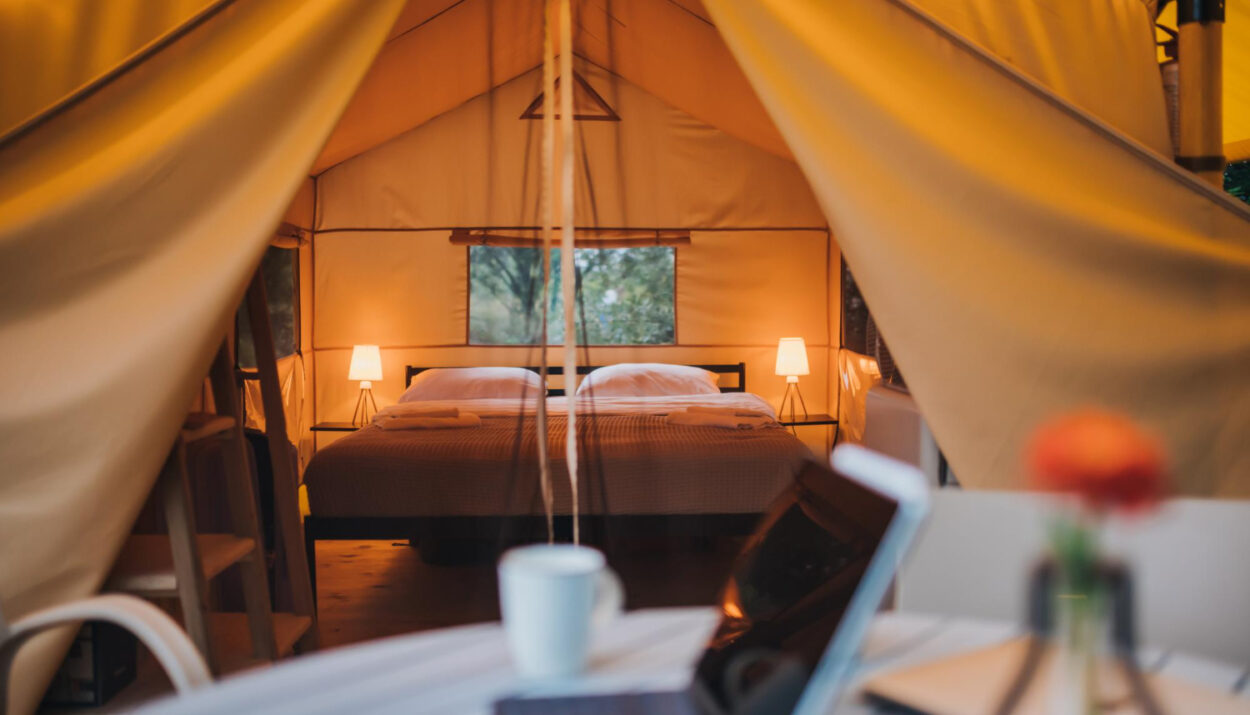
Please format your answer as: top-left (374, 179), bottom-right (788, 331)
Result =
top-left (576, 363), bottom-right (719, 397)
top-left (400, 367), bottom-right (543, 402)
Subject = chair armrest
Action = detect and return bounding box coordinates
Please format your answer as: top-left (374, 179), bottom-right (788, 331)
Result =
top-left (1, 594), bottom-right (211, 713)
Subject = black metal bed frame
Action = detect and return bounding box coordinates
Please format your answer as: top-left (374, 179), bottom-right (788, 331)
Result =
top-left (404, 362), bottom-right (747, 396)
top-left (304, 362), bottom-right (756, 600)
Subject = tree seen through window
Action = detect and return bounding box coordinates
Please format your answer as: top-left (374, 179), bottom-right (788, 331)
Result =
top-left (469, 246), bottom-right (675, 345)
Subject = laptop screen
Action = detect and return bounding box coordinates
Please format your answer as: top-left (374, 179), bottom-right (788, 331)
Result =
top-left (691, 459), bottom-right (899, 713)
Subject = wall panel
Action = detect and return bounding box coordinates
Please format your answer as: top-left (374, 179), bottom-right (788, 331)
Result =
top-left (311, 64), bottom-right (839, 455)
top-left (313, 230), bottom-right (466, 348)
top-left (678, 230), bottom-right (827, 346)
top-left (316, 61), bottom-right (825, 231)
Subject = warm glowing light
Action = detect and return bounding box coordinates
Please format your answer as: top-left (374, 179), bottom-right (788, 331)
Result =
top-left (774, 337), bottom-right (810, 377)
top-left (348, 344), bottom-right (383, 382)
top-left (720, 580), bottom-right (745, 621)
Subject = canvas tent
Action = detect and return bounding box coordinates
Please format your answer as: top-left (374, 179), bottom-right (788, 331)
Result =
top-left (1, 0), bottom-right (1248, 711)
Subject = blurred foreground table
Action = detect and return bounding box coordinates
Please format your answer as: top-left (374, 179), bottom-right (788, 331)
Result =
top-left (142, 608), bottom-right (1250, 714)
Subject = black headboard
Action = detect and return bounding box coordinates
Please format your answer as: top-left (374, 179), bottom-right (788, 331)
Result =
top-left (404, 363), bottom-right (747, 397)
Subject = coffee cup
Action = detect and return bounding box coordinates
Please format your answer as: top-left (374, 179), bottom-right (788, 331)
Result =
top-left (498, 544), bottom-right (624, 678)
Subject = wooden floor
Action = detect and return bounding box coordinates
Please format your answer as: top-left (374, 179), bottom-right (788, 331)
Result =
top-left (48, 536), bottom-right (741, 711)
top-left (318, 536), bottom-right (741, 647)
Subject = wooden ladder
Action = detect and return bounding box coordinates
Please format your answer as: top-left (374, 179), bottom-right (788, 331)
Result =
top-left (108, 269), bottom-right (316, 673)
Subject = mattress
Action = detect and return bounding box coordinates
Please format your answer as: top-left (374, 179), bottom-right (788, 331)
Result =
top-left (304, 394), bottom-right (812, 518)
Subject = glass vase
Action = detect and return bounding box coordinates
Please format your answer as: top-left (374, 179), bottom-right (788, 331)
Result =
top-left (1048, 583), bottom-right (1104, 715)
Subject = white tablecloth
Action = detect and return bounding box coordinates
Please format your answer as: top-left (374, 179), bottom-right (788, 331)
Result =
top-left (141, 608), bottom-right (1250, 714)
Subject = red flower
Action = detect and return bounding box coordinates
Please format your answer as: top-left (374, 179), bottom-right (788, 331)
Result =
top-left (1026, 408), bottom-right (1167, 513)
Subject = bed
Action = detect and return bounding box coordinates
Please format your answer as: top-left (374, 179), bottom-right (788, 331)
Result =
top-left (302, 363), bottom-right (812, 582)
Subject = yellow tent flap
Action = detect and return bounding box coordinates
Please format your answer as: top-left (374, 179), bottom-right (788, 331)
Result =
top-left (0, 0), bottom-right (403, 710)
top-left (706, 0), bottom-right (1250, 497)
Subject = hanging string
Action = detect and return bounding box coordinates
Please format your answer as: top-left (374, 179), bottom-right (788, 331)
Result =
top-left (558, 0), bottom-right (579, 546)
top-left (496, 3), bottom-right (554, 553)
top-left (536, 0), bottom-right (557, 545)
top-left (573, 69), bottom-right (610, 549)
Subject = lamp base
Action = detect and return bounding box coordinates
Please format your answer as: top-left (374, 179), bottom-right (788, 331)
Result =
top-left (777, 378), bottom-right (808, 423)
top-left (351, 382), bottom-right (379, 426)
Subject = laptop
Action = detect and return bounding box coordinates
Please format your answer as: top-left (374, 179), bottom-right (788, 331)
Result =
top-left (495, 444), bottom-right (930, 715)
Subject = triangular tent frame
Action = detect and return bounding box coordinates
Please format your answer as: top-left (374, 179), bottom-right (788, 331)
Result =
top-left (520, 71), bottom-right (620, 122)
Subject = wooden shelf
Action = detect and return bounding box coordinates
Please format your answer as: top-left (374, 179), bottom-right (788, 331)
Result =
top-left (181, 413), bottom-right (235, 443)
top-left (108, 534), bottom-right (256, 597)
top-left (210, 612), bottom-right (312, 674)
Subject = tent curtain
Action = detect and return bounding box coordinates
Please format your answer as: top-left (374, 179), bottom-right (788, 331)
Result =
top-left (0, 0), bottom-right (216, 138)
top-left (0, 0), bottom-right (402, 711)
top-left (243, 354), bottom-right (306, 452)
top-left (705, 0), bottom-right (1250, 497)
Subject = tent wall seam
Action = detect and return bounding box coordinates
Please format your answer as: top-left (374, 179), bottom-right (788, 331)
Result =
top-left (386, 0), bottom-right (467, 46)
top-left (662, 0), bottom-right (715, 27)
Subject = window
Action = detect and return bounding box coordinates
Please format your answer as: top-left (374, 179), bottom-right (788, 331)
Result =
top-left (841, 257), bottom-right (906, 390)
top-left (236, 245), bottom-right (299, 368)
top-left (469, 245), bottom-right (675, 345)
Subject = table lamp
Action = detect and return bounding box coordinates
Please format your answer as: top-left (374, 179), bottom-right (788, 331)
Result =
top-left (775, 337), bottom-right (810, 421)
top-left (349, 344), bottom-right (383, 425)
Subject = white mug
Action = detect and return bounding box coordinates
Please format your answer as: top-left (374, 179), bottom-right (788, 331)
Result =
top-left (498, 544), bottom-right (624, 678)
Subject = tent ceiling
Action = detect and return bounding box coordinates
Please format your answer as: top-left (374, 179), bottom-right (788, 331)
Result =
top-left (309, 0), bottom-right (790, 173)
top-left (313, 0), bottom-right (1211, 175)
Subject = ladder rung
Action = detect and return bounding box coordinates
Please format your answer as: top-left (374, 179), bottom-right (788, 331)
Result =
top-left (108, 534), bottom-right (257, 596)
top-left (210, 612), bottom-right (312, 674)
top-left (181, 413), bottom-right (236, 443)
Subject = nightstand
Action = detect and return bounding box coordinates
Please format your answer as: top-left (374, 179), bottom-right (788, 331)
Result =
top-left (311, 422), bottom-right (362, 432)
top-left (776, 413), bottom-right (839, 452)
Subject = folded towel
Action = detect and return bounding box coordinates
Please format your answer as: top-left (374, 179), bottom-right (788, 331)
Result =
top-left (665, 410), bottom-right (771, 430)
top-left (377, 407), bottom-right (459, 420)
top-left (378, 413), bottom-right (481, 430)
top-left (685, 405), bottom-right (770, 418)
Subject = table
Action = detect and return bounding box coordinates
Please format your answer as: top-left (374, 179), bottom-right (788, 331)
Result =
top-left (310, 422), bottom-right (361, 432)
top-left (140, 609), bottom-right (1250, 714)
top-left (777, 412), bottom-right (839, 451)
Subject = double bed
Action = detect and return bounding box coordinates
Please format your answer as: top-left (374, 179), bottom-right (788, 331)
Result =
top-left (302, 363), bottom-right (812, 583)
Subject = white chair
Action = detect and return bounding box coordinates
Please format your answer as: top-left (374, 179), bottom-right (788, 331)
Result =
top-left (1, 594), bottom-right (211, 714)
top-left (896, 490), bottom-right (1250, 665)
top-left (862, 385), bottom-right (945, 485)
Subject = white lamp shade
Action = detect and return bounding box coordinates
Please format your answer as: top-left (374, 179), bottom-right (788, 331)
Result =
top-left (348, 345), bottom-right (383, 382)
top-left (774, 337), bottom-right (810, 377)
